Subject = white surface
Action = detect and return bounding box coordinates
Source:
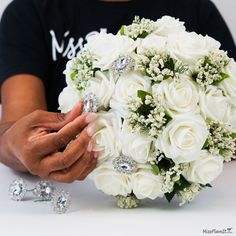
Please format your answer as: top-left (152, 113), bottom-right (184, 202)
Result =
top-left (0, 162), bottom-right (236, 236)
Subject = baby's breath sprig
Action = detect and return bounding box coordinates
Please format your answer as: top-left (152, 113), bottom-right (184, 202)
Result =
top-left (120, 16), bottom-right (156, 40)
top-left (192, 51), bottom-right (230, 89)
top-left (135, 50), bottom-right (188, 83)
top-left (204, 121), bottom-right (236, 162)
top-left (127, 90), bottom-right (171, 138)
top-left (68, 50), bottom-right (94, 91)
top-left (177, 183), bottom-right (202, 206)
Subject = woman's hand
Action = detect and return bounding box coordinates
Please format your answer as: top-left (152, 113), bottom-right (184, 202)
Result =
top-left (0, 102), bottom-right (98, 183)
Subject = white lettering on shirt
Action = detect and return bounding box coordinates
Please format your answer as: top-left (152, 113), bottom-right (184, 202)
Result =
top-left (50, 29), bottom-right (107, 61)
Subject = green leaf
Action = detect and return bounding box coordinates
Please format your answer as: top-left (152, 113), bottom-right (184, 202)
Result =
top-left (164, 112), bottom-right (173, 124)
top-left (70, 70), bottom-right (78, 80)
top-left (136, 104), bottom-right (152, 117)
top-left (157, 158), bottom-right (175, 171)
top-left (174, 175), bottom-right (191, 192)
top-left (151, 164), bottom-right (160, 175)
top-left (213, 73), bottom-right (230, 85)
top-left (203, 139), bottom-right (209, 149)
top-left (191, 72), bottom-right (198, 82)
top-left (165, 192), bottom-right (176, 203)
top-left (206, 184), bottom-right (212, 188)
top-left (200, 183), bottom-right (212, 188)
top-left (137, 90), bottom-right (152, 103)
top-left (164, 57), bottom-right (175, 71)
top-left (120, 26), bottom-right (125, 35)
top-left (139, 31), bottom-right (149, 39)
top-left (231, 133), bottom-right (236, 139)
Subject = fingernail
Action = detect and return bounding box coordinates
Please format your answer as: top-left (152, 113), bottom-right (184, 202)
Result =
top-left (86, 113), bottom-right (96, 124)
top-left (87, 142), bottom-right (93, 152)
top-left (87, 125), bottom-right (94, 137)
top-left (93, 152), bottom-right (99, 159)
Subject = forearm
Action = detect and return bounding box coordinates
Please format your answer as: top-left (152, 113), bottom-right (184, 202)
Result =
top-left (0, 121), bottom-right (27, 171)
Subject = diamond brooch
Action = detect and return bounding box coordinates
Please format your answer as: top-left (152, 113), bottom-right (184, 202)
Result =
top-left (9, 179), bottom-right (71, 214)
top-left (9, 178), bottom-right (27, 201)
top-left (113, 156), bottom-right (138, 175)
top-left (112, 55), bottom-right (134, 74)
top-left (52, 190), bottom-right (72, 214)
top-left (83, 93), bottom-right (98, 113)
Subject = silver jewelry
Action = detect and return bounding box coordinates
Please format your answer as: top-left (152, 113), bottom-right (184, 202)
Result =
top-left (83, 93), bottom-right (98, 113)
top-left (112, 55), bottom-right (134, 74)
top-left (52, 190), bottom-right (72, 214)
top-left (113, 156), bottom-right (138, 175)
top-left (33, 180), bottom-right (55, 201)
top-left (9, 179), bottom-right (71, 214)
top-left (9, 178), bottom-right (27, 201)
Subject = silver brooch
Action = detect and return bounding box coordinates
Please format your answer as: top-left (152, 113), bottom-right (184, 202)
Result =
top-left (9, 178), bottom-right (71, 214)
top-left (52, 190), bottom-right (72, 214)
top-left (83, 93), bottom-right (98, 113)
top-left (112, 56), bottom-right (134, 74)
top-left (33, 180), bottom-right (55, 201)
top-left (9, 178), bottom-right (27, 201)
top-left (113, 156), bottom-right (138, 175)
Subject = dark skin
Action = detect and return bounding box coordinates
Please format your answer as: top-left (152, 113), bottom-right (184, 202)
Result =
top-left (0, 0), bottom-right (130, 183)
top-left (0, 75), bottom-right (98, 183)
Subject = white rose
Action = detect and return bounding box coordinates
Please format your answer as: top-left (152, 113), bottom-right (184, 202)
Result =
top-left (183, 150), bottom-right (223, 185)
top-left (137, 34), bottom-right (167, 54)
top-left (219, 59), bottom-right (236, 106)
top-left (121, 122), bottom-right (155, 163)
top-left (110, 72), bottom-right (151, 117)
top-left (92, 111), bottom-right (122, 163)
top-left (167, 32), bottom-right (221, 65)
top-left (225, 106), bottom-right (236, 132)
top-left (84, 32), bottom-right (137, 71)
top-left (58, 86), bottom-right (82, 113)
top-left (90, 160), bottom-right (132, 196)
top-left (64, 58), bottom-right (78, 87)
top-left (84, 70), bottom-right (116, 109)
top-left (156, 115), bottom-right (209, 164)
top-left (154, 16), bottom-right (186, 36)
top-left (199, 86), bottom-right (231, 123)
top-left (132, 166), bottom-right (164, 200)
top-left (153, 76), bottom-right (199, 116)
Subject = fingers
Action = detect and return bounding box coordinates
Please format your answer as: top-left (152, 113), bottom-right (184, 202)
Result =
top-left (29, 101), bottom-right (84, 130)
top-left (33, 113), bottom-right (96, 155)
top-left (48, 150), bottom-right (97, 183)
top-left (39, 126), bottom-right (94, 172)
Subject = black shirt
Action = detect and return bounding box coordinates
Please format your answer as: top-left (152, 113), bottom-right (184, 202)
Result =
top-left (0, 0), bottom-right (236, 112)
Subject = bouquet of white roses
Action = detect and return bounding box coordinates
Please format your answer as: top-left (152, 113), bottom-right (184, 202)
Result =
top-left (59, 16), bottom-right (236, 208)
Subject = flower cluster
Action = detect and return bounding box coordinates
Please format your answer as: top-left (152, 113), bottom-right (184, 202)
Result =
top-left (192, 51), bottom-right (230, 88)
top-left (59, 16), bottom-right (236, 209)
top-left (178, 183), bottom-right (202, 206)
top-left (120, 16), bottom-right (156, 39)
top-left (205, 121), bottom-right (236, 162)
top-left (127, 92), bottom-right (169, 138)
top-left (65, 50), bottom-right (94, 91)
top-left (135, 50), bottom-right (188, 82)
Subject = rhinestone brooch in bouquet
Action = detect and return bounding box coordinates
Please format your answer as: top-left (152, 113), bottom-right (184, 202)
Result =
top-left (59, 16), bottom-right (236, 208)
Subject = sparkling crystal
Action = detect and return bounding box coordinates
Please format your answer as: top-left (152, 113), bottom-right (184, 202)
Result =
top-left (52, 190), bottom-right (71, 214)
top-left (9, 179), bottom-right (27, 201)
top-left (33, 180), bottom-right (54, 200)
top-left (113, 156), bottom-right (137, 175)
top-left (83, 93), bottom-right (98, 113)
top-left (112, 56), bottom-right (134, 74)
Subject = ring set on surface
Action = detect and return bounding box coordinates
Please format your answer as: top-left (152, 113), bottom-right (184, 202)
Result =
top-left (9, 178), bottom-right (71, 214)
